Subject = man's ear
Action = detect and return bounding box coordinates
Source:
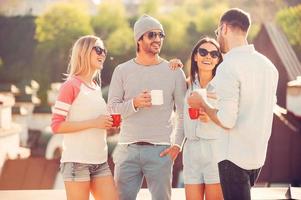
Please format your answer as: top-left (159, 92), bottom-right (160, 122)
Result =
top-left (136, 38), bottom-right (142, 52)
top-left (221, 24), bottom-right (227, 36)
top-left (137, 36), bottom-right (143, 44)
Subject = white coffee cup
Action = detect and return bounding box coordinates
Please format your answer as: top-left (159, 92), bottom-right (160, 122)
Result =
top-left (151, 90), bottom-right (163, 105)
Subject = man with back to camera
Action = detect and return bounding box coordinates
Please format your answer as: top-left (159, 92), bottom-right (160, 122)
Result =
top-left (108, 14), bottom-right (186, 200)
top-left (187, 8), bottom-right (279, 200)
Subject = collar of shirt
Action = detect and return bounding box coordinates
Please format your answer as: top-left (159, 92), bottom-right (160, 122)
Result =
top-left (224, 44), bottom-right (255, 60)
top-left (191, 75), bottom-right (214, 92)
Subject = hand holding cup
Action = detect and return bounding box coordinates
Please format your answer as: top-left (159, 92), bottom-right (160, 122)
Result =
top-left (187, 89), bottom-right (207, 109)
top-left (94, 115), bottom-right (113, 129)
top-left (133, 90), bottom-right (152, 109)
top-left (198, 108), bottom-right (210, 122)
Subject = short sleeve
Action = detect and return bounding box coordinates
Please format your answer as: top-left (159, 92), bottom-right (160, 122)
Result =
top-left (51, 78), bottom-right (80, 132)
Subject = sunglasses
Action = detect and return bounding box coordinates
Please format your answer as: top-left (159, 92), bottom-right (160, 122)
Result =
top-left (146, 31), bottom-right (165, 40)
top-left (198, 48), bottom-right (220, 59)
top-left (93, 46), bottom-right (107, 56)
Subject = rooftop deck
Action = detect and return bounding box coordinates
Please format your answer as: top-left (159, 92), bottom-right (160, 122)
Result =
top-left (1, 187), bottom-right (300, 200)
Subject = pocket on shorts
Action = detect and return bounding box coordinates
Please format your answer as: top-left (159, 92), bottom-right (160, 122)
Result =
top-left (72, 163), bottom-right (87, 172)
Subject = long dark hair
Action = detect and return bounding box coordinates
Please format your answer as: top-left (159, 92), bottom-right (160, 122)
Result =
top-left (190, 36), bottom-right (223, 86)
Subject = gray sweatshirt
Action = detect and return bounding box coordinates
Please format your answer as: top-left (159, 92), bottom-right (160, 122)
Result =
top-left (108, 59), bottom-right (186, 146)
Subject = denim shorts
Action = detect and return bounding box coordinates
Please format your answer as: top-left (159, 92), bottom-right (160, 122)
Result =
top-left (60, 162), bottom-right (112, 182)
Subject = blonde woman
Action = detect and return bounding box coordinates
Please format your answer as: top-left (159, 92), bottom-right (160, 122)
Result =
top-left (51, 35), bottom-right (118, 200)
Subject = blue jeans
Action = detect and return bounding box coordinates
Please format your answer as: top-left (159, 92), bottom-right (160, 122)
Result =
top-left (113, 144), bottom-right (173, 200)
top-left (218, 160), bottom-right (261, 200)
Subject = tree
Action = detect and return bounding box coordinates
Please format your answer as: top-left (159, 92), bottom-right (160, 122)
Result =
top-left (101, 26), bottom-right (135, 87)
top-left (35, 3), bottom-right (92, 50)
top-left (92, 0), bottom-right (128, 39)
top-left (91, 1), bottom-right (134, 56)
top-left (228, 0), bottom-right (286, 41)
top-left (193, 4), bottom-right (228, 37)
top-left (91, 0), bottom-right (135, 86)
top-left (276, 4), bottom-right (301, 46)
top-left (158, 15), bottom-right (189, 60)
top-left (106, 27), bottom-right (134, 56)
top-left (138, 0), bottom-right (162, 16)
top-left (34, 2), bottom-right (93, 103)
top-left (158, 1), bottom-right (228, 64)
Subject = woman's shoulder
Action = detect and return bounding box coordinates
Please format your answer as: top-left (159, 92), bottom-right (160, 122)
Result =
top-left (60, 76), bottom-right (82, 92)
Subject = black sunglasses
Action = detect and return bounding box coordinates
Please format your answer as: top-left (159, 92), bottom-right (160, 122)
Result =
top-left (198, 48), bottom-right (220, 59)
top-left (146, 31), bottom-right (165, 40)
top-left (93, 46), bottom-right (107, 56)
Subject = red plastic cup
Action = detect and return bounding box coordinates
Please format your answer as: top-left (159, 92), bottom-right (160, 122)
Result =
top-left (188, 108), bottom-right (199, 120)
top-left (111, 114), bottom-right (121, 127)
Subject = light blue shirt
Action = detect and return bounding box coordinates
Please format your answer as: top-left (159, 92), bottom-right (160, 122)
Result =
top-left (213, 44), bottom-right (279, 170)
top-left (184, 78), bottom-right (222, 140)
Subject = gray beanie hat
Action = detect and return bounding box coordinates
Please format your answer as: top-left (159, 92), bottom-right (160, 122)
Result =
top-left (133, 14), bottom-right (164, 43)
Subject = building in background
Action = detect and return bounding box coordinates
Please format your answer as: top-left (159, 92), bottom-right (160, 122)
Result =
top-left (254, 23), bottom-right (301, 185)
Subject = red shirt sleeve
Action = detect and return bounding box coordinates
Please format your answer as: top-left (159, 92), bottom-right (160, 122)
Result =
top-left (51, 78), bottom-right (81, 133)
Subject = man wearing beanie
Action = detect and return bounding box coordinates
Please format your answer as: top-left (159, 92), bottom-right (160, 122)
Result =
top-left (108, 14), bottom-right (186, 200)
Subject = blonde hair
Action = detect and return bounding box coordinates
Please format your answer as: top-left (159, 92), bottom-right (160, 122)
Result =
top-left (67, 35), bottom-right (102, 79)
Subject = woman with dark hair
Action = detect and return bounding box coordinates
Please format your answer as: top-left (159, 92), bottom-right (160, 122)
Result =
top-left (183, 36), bottom-right (223, 200)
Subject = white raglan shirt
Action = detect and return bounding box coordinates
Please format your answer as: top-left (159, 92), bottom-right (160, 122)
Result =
top-left (51, 76), bottom-right (108, 164)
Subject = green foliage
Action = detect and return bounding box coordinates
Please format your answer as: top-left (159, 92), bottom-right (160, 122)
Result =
top-left (35, 3), bottom-right (93, 48)
top-left (92, 0), bottom-right (128, 39)
top-left (159, 15), bottom-right (188, 56)
top-left (248, 23), bottom-right (260, 42)
top-left (159, 1), bottom-right (228, 64)
top-left (276, 5), bottom-right (301, 46)
top-left (138, 0), bottom-right (161, 16)
top-left (193, 4), bottom-right (228, 37)
top-left (34, 2), bottom-right (93, 75)
top-left (34, 3), bottom-right (93, 103)
top-left (106, 26), bottom-right (135, 56)
top-left (91, 0), bottom-right (135, 82)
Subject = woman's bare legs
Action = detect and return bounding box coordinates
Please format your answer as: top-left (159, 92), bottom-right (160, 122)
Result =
top-left (185, 183), bottom-right (223, 200)
top-left (64, 181), bottom-right (90, 200)
top-left (91, 175), bottom-right (118, 200)
top-left (205, 183), bottom-right (224, 200)
top-left (185, 184), bottom-right (205, 200)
